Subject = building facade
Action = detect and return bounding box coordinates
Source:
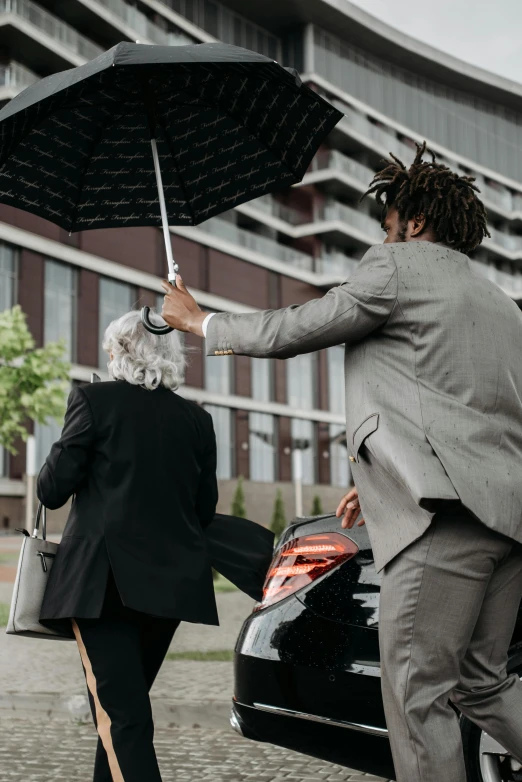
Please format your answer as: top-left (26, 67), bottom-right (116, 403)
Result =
top-left (1, 0), bottom-right (521, 529)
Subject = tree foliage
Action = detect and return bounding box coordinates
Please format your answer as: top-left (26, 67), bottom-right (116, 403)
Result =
top-left (270, 489), bottom-right (287, 541)
top-left (310, 495), bottom-right (323, 516)
top-left (0, 306), bottom-right (70, 453)
top-left (231, 475), bottom-right (247, 518)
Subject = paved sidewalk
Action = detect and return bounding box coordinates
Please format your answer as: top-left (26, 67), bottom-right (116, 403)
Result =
top-left (1, 539), bottom-right (250, 725)
top-left (0, 539), bottom-right (388, 781)
top-left (0, 591), bottom-right (248, 697)
top-left (0, 718), bottom-right (388, 782)
top-left (0, 589), bottom-right (245, 726)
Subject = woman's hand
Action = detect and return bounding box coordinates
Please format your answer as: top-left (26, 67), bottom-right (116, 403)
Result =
top-left (336, 487), bottom-right (365, 530)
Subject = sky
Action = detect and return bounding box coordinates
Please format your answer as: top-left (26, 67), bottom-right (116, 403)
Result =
top-left (347, 0), bottom-right (522, 85)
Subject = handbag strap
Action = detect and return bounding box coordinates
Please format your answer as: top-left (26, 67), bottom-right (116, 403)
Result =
top-left (31, 503), bottom-right (47, 541)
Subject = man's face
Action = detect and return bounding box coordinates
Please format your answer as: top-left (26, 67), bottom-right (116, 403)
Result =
top-left (382, 205), bottom-right (409, 244)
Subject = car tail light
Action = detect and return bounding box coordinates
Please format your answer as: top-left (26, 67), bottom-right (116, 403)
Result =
top-left (256, 532), bottom-right (359, 610)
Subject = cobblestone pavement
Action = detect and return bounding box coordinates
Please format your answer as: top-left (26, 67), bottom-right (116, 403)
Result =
top-left (1, 634), bottom-right (234, 702)
top-left (0, 540), bottom-right (388, 782)
top-left (0, 591), bottom-right (246, 700)
top-left (0, 718), bottom-right (388, 782)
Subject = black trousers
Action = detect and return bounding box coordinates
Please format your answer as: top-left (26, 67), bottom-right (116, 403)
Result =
top-left (72, 574), bottom-right (179, 782)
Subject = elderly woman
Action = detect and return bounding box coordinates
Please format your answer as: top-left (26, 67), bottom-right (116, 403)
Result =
top-left (37, 310), bottom-right (218, 782)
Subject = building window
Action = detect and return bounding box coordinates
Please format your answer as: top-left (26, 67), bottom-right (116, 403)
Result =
top-left (0, 242), bottom-right (17, 311)
top-left (249, 412), bottom-right (276, 482)
top-left (35, 415), bottom-right (65, 472)
top-left (35, 380), bottom-right (73, 470)
top-left (251, 358), bottom-right (273, 402)
top-left (44, 260), bottom-right (77, 361)
top-left (0, 242), bottom-right (17, 478)
top-left (327, 346), bottom-right (345, 415)
top-left (99, 278), bottom-right (134, 368)
top-left (165, 0), bottom-right (280, 59)
top-left (0, 447), bottom-right (8, 478)
top-left (205, 352), bottom-right (233, 395)
top-left (287, 353), bottom-right (317, 409)
top-left (312, 25), bottom-right (522, 182)
top-left (291, 418), bottom-right (316, 485)
top-left (327, 346), bottom-right (349, 487)
top-left (205, 404), bottom-right (233, 479)
top-left (330, 424), bottom-right (349, 488)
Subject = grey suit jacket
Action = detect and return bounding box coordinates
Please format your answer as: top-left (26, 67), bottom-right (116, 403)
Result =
top-left (206, 241), bottom-right (522, 570)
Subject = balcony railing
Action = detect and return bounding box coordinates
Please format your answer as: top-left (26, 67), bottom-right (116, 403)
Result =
top-left (88, 0), bottom-right (194, 46)
top-left (320, 200), bottom-right (382, 241)
top-left (471, 260), bottom-right (522, 292)
top-left (194, 217), bottom-right (314, 271)
top-left (334, 97), bottom-right (522, 221)
top-left (0, 60), bottom-right (38, 89)
top-left (310, 149), bottom-right (375, 188)
top-left (247, 194), bottom-right (310, 226)
top-left (190, 216), bottom-right (365, 277)
top-left (333, 98), bottom-right (417, 162)
top-left (1, 0), bottom-right (103, 60)
top-left (316, 251), bottom-right (360, 278)
top-left (325, 89), bottom-right (522, 223)
top-left (477, 179), bottom-right (514, 213)
top-left (488, 227), bottom-right (522, 254)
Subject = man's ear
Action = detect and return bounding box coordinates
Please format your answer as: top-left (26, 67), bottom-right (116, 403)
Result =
top-left (410, 213), bottom-right (427, 237)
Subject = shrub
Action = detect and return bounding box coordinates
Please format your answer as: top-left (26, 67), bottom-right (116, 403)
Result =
top-left (0, 306), bottom-right (70, 453)
top-left (231, 475), bottom-right (247, 518)
top-left (270, 489), bottom-right (287, 541)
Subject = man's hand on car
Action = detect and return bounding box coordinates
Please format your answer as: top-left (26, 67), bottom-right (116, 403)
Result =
top-left (336, 487), bottom-right (365, 529)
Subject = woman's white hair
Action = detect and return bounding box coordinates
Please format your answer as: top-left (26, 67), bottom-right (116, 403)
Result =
top-left (103, 310), bottom-right (186, 391)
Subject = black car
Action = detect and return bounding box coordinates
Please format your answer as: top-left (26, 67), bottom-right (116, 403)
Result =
top-left (231, 513), bottom-right (522, 782)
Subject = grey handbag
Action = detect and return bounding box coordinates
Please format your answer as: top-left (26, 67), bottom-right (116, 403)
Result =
top-left (6, 503), bottom-right (73, 640)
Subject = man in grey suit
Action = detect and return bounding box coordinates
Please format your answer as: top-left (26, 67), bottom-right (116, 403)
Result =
top-left (161, 143), bottom-right (522, 782)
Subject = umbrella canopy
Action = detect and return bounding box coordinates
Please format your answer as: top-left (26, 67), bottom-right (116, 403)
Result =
top-left (0, 41), bottom-right (343, 233)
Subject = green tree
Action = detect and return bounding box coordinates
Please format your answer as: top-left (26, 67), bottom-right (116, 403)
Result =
top-left (0, 306), bottom-right (70, 453)
top-left (310, 495), bottom-right (323, 516)
top-left (231, 475), bottom-right (247, 518)
top-left (270, 489), bottom-right (287, 541)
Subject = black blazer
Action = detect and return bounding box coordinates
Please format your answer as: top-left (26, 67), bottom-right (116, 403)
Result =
top-left (37, 380), bottom-right (219, 626)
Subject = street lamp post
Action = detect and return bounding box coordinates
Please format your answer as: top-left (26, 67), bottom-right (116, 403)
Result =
top-left (25, 435), bottom-right (36, 528)
top-left (292, 448), bottom-right (303, 518)
top-left (291, 438), bottom-right (311, 519)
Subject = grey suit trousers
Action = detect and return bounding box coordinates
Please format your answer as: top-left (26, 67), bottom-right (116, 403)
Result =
top-left (380, 507), bottom-right (522, 782)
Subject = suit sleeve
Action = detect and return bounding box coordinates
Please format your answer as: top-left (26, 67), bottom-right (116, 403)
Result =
top-left (206, 244), bottom-right (397, 359)
top-left (195, 412), bottom-right (218, 529)
top-left (37, 386), bottom-right (95, 510)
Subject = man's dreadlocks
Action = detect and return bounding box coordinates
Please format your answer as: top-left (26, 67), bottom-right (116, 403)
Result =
top-left (362, 142), bottom-right (490, 254)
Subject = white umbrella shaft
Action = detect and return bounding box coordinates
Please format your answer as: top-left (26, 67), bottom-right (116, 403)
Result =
top-left (150, 138), bottom-right (178, 285)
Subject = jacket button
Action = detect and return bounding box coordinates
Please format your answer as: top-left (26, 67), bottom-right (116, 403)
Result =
top-left (349, 456), bottom-right (356, 462)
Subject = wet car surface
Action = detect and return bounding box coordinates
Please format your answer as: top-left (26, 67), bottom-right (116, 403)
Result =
top-left (231, 513), bottom-right (522, 782)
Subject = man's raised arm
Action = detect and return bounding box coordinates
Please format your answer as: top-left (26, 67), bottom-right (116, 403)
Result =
top-left (161, 244), bottom-right (397, 359)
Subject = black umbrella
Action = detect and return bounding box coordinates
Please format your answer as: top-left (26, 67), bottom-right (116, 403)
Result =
top-left (0, 42), bottom-right (342, 333)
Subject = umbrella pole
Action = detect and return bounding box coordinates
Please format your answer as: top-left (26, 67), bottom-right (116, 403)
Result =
top-left (140, 137), bottom-right (177, 335)
top-left (150, 137), bottom-right (179, 286)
